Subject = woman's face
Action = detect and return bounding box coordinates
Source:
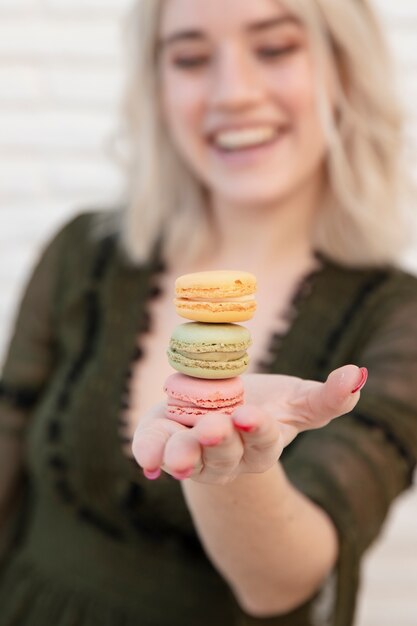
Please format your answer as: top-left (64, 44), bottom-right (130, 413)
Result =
top-left (158, 0), bottom-right (331, 208)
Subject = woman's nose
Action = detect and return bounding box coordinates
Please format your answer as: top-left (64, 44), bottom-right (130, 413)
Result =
top-left (208, 46), bottom-right (264, 111)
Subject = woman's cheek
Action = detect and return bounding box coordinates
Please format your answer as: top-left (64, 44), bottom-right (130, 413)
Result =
top-left (271, 56), bottom-right (317, 116)
top-left (165, 82), bottom-right (204, 133)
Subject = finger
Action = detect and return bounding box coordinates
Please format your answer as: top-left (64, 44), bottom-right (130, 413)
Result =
top-left (232, 405), bottom-right (282, 447)
top-left (192, 411), bottom-right (237, 446)
top-left (308, 364), bottom-right (367, 421)
top-left (192, 412), bottom-right (243, 479)
top-left (163, 431), bottom-right (202, 479)
top-left (289, 364), bottom-right (368, 432)
top-left (231, 405), bottom-right (284, 470)
top-left (132, 410), bottom-right (184, 477)
top-left (132, 424), bottom-right (170, 475)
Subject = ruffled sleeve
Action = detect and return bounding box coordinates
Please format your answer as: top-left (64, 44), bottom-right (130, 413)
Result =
top-left (291, 270), bottom-right (416, 625)
top-left (238, 269), bottom-right (417, 626)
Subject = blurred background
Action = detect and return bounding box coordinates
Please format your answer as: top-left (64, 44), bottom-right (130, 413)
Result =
top-left (0, 0), bottom-right (416, 623)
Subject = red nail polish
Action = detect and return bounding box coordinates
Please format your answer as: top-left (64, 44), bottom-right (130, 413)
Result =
top-left (200, 437), bottom-right (223, 447)
top-left (143, 468), bottom-right (161, 480)
top-left (234, 423), bottom-right (257, 433)
top-left (351, 367), bottom-right (368, 394)
top-left (172, 468), bottom-right (194, 480)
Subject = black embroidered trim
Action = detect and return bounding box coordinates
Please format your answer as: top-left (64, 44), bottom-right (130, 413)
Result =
top-left (54, 479), bottom-right (75, 504)
top-left (115, 252), bottom-right (172, 535)
top-left (46, 231), bottom-right (168, 542)
top-left (316, 270), bottom-right (390, 372)
top-left (119, 436), bottom-right (133, 446)
top-left (0, 381), bottom-right (42, 409)
top-left (120, 482), bottom-right (145, 510)
top-left (117, 247), bottom-right (166, 434)
top-left (46, 234), bottom-right (127, 540)
top-left (47, 420), bottom-right (61, 442)
top-left (120, 481), bottom-right (203, 552)
top-left (255, 251), bottom-right (326, 372)
top-left (78, 507), bottom-right (124, 541)
top-left (48, 455), bottom-right (69, 471)
top-left (52, 237), bottom-right (115, 416)
top-left (117, 301), bottom-right (164, 439)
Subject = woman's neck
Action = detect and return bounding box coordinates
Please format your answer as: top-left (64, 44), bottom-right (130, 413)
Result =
top-left (201, 175), bottom-right (323, 274)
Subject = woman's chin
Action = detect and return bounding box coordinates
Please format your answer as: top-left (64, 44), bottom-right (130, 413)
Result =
top-left (211, 184), bottom-right (293, 211)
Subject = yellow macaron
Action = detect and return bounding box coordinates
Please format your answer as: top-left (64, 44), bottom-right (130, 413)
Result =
top-left (174, 270), bottom-right (257, 323)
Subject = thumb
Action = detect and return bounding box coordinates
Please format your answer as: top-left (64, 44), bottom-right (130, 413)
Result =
top-left (303, 364), bottom-right (368, 430)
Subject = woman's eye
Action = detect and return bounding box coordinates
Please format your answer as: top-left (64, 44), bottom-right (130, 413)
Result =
top-left (172, 56), bottom-right (210, 69)
top-left (170, 44), bottom-right (299, 70)
top-left (257, 45), bottom-right (298, 60)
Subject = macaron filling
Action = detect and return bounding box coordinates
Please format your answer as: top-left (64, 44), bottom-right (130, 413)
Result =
top-left (170, 335), bottom-right (251, 353)
top-left (167, 396), bottom-right (243, 411)
top-left (166, 403), bottom-right (241, 416)
top-left (177, 295), bottom-right (255, 303)
top-left (174, 349), bottom-right (247, 362)
top-left (168, 350), bottom-right (249, 369)
top-left (175, 301), bottom-right (255, 312)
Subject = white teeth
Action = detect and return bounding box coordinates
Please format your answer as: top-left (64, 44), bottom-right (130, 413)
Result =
top-left (214, 127), bottom-right (277, 150)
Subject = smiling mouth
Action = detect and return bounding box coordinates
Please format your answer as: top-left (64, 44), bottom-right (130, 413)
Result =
top-left (209, 126), bottom-right (284, 153)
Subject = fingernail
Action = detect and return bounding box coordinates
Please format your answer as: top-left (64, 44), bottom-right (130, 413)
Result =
top-left (171, 468), bottom-right (194, 480)
top-left (351, 367), bottom-right (368, 394)
top-left (143, 468), bottom-right (161, 480)
top-left (200, 437), bottom-right (224, 447)
top-left (234, 423), bottom-right (257, 433)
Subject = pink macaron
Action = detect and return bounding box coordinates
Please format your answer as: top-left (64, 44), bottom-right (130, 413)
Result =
top-left (164, 373), bottom-right (245, 426)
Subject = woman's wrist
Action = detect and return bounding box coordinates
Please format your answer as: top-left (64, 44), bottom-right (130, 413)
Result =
top-left (182, 458), bottom-right (338, 616)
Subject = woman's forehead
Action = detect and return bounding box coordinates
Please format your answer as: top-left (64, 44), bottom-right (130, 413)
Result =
top-left (158, 0), bottom-right (297, 36)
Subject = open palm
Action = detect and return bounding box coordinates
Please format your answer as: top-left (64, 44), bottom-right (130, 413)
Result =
top-left (132, 364), bottom-right (366, 484)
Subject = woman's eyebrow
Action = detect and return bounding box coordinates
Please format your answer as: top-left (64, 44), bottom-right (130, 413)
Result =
top-left (159, 15), bottom-right (301, 49)
top-left (160, 30), bottom-right (205, 48)
top-left (248, 15), bottom-right (302, 33)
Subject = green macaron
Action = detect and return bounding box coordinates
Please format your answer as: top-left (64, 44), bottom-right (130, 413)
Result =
top-left (167, 322), bottom-right (251, 379)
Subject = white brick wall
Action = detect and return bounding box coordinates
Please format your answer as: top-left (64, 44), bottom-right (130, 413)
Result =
top-left (0, 1), bottom-right (416, 624)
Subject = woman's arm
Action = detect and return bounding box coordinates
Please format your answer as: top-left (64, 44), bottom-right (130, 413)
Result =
top-left (182, 462), bottom-right (338, 616)
top-left (133, 365), bottom-right (365, 616)
top-left (133, 271), bottom-right (417, 623)
top-left (0, 215), bottom-right (80, 551)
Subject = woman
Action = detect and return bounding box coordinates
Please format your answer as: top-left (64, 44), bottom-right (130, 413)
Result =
top-left (0, 0), bottom-right (416, 625)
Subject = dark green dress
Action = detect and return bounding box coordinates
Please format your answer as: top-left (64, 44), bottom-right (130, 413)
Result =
top-left (0, 212), bottom-right (416, 626)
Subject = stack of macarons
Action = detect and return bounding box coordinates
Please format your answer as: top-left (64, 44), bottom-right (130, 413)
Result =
top-left (164, 270), bottom-right (256, 426)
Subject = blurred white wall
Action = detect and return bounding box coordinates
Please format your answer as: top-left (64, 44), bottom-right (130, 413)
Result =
top-left (0, 1), bottom-right (416, 624)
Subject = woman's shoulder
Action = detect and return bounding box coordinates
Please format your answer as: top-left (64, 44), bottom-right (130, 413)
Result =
top-left (312, 256), bottom-right (417, 344)
top-left (22, 209), bottom-right (123, 308)
top-left (364, 263), bottom-right (417, 304)
top-left (48, 208), bottom-right (122, 273)
top-left (53, 208), bottom-right (119, 249)
top-left (323, 254), bottom-right (417, 303)
top-left (388, 264), bottom-right (417, 291)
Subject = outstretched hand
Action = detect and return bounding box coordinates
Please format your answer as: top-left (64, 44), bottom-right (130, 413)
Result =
top-left (132, 364), bottom-right (367, 485)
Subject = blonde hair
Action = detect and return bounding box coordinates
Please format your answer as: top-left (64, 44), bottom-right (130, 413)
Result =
top-left (115, 0), bottom-right (412, 268)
